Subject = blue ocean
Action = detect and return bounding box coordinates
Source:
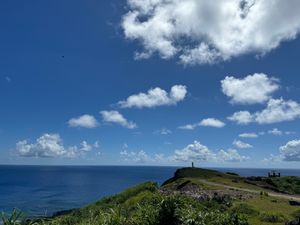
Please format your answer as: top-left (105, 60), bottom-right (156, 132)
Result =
top-left (0, 165), bottom-right (299, 217)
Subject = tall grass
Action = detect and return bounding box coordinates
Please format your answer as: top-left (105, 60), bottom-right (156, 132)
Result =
top-left (1, 208), bottom-right (24, 225)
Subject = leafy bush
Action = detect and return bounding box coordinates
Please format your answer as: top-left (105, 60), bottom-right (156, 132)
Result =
top-left (178, 208), bottom-right (249, 225)
top-left (157, 195), bottom-right (184, 225)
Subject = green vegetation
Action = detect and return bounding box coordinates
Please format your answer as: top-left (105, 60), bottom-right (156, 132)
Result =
top-left (162, 167), bottom-right (300, 225)
top-left (2, 167), bottom-right (300, 225)
top-left (162, 167), bottom-right (231, 184)
top-left (230, 203), bottom-right (259, 216)
top-left (163, 167), bottom-right (264, 191)
top-left (165, 167), bottom-right (300, 195)
top-left (1, 208), bottom-right (25, 225)
top-left (259, 212), bottom-right (286, 223)
top-left (269, 176), bottom-right (300, 194)
top-left (1, 182), bottom-right (248, 225)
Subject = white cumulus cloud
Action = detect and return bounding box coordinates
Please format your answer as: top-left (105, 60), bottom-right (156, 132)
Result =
top-left (199, 118), bottom-right (225, 128)
top-left (120, 150), bottom-right (151, 163)
top-left (255, 98), bottom-right (300, 124)
top-left (221, 73), bottom-right (279, 105)
top-left (268, 128), bottom-right (283, 136)
top-left (280, 140), bottom-right (300, 161)
top-left (229, 98), bottom-right (300, 125)
top-left (16, 134), bottom-right (95, 158)
top-left (228, 111), bottom-right (253, 125)
top-left (80, 141), bottom-right (93, 151)
top-left (100, 110), bottom-right (137, 129)
top-left (118, 85), bottom-right (187, 108)
top-left (122, 0), bottom-right (300, 65)
top-left (233, 139), bottom-right (253, 149)
top-left (173, 140), bottom-right (249, 163)
top-left (218, 149), bottom-right (249, 162)
top-left (178, 124), bottom-right (198, 130)
top-left (179, 118), bottom-right (225, 130)
top-left (68, 114), bottom-right (98, 128)
top-left (173, 141), bottom-right (215, 162)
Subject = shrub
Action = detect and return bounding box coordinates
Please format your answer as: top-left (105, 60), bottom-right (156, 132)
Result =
top-left (178, 209), bottom-right (249, 225)
top-left (157, 196), bottom-right (183, 225)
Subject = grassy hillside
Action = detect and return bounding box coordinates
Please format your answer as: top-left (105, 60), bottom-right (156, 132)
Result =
top-left (164, 167), bottom-right (300, 195)
top-left (21, 181), bottom-right (248, 225)
top-left (162, 167), bottom-right (241, 186)
top-left (2, 167), bottom-right (300, 225)
top-left (161, 167), bottom-right (300, 225)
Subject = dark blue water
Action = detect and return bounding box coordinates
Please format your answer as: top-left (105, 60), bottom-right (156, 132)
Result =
top-left (0, 166), bottom-right (178, 217)
top-left (0, 165), bottom-right (299, 217)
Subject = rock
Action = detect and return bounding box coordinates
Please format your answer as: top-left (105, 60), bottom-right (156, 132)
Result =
top-left (289, 200), bottom-right (300, 206)
top-left (286, 217), bottom-right (300, 225)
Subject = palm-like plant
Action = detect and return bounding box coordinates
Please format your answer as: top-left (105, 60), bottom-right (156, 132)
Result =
top-left (1, 208), bottom-right (24, 225)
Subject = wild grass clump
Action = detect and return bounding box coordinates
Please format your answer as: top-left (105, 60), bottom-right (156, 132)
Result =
top-left (259, 212), bottom-right (286, 223)
top-left (230, 203), bottom-right (259, 216)
top-left (1, 208), bottom-right (24, 225)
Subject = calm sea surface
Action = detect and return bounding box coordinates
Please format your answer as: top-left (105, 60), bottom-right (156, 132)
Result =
top-left (0, 165), bottom-right (299, 217)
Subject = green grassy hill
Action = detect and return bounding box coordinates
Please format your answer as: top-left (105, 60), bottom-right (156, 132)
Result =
top-left (28, 181), bottom-right (249, 225)
top-left (2, 167), bottom-right (300, 225)
top-left (163, 167), bottom-right (300, 195)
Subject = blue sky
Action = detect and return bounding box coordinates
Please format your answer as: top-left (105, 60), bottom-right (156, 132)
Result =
top-left (1, 0), bottom-right (300, 168)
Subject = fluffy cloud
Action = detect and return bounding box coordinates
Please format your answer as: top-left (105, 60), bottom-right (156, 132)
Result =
top-left (268, 128), bottom-right (283, 136)
top-left (221, 73), bottom-right (279, 104)
top-left (173, 140), bottom-right (249, 163)
top-left (120, 144), bottom-right (167, 163)
top-left (173, 141), bottom-right (214, 162)
top-left (80, 141), bottom-right (93, 151)
top-left (233, 139), bottom-right (253, 149)
top-left (255, 98), bottom-right (300, 124)
top-left (229, 98), bottom-right (300, 125)
top-left (239, 132), bottom-right (258, 138)
top-left (118, 85), bottom-right (187, 108)
top-left (178, 124), bottom-right (197, 130)
top-left (240, 129), bottom-right (294, 138)
top-left (280, 140), bottom-right (300, 161)
top-left (262, 154), bottom-right (282, 163)
top-left (100, 110), bottom-right (137, 129)
top-left (120, 150), bottom-right (151, 163)
top-left (122, 0), bottom-right (300, 65)
top-left (68, 114), bottom-right (98, 128)
top-left (217, 149), bottom-right (249, 162)
top-left (228, 111), bottom-right (253, 125)
top-left (16, 134), bottom-right (96, 158)
top-left (199, 118), bottom-right (225, 128)
top-left (179, 118), bottom-right (225, 130)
